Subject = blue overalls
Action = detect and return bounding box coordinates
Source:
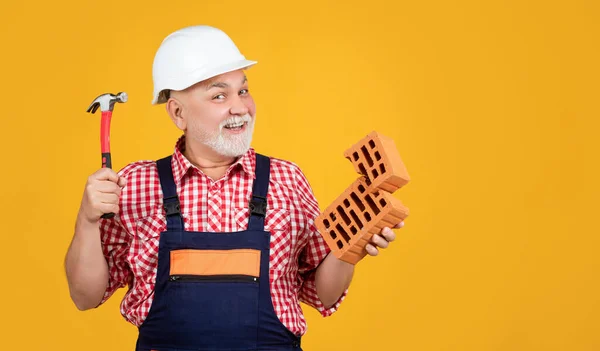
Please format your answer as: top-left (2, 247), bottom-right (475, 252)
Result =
top-left (135, 154), bottom-right (302, 351)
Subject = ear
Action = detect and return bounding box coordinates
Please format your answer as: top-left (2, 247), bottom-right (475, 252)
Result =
top-left (166, 97), bottom-right (187, 131)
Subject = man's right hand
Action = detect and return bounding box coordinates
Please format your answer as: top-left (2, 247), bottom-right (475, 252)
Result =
top-left (79, 168), bottom-right (127, 223)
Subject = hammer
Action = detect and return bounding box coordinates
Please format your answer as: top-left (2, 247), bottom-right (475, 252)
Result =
top-left (86, 92), bottom-right (128, 219)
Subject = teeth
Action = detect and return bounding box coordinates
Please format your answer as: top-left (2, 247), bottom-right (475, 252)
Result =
top-left (223, 116), bottom-right (250, 128)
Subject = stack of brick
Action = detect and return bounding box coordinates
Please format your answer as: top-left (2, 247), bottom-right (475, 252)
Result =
top-left (315, 131), bottom-right (410, 264)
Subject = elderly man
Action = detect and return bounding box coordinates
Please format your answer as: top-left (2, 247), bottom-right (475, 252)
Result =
top-left (65, 25), bottom-right (403, 351)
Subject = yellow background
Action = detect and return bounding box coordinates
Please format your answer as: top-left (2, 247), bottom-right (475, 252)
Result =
top-left (0, 0), bottom-right (598, 350)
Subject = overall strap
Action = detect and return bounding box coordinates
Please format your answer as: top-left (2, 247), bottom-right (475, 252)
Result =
top-left (156, 156), bottom-right (184, 231)
top-left (248, 154), bottom-right (271, 231)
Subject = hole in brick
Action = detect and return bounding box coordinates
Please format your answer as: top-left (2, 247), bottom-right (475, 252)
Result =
top-left (365, 194), bottom-right (381, 215)
top-left (364, 212), bottom-right (372, 221)
top-left (350, 192), bottom-right (365, 212)
top-left (329, 230), bottom-right (337, 239)
top-left (358, 184), bottom-right (366, 193)
top-left (358, 163), bottom-right (368, 177)
top-left (337, 205), bottom-right (351, 225)
top-left (329, 213), bottom-right (337, 222)
top-left (343, 199), bottom-right (350, 208)
top-left (380, 199), bottom-right (387, 207)
top-left (361, 146), bottom-right (374, 167)
top-left (336, 223), bottom-right (352, 243)
top-left (369, 139), bottom-right (376, 149)
top-left (380, 163), bottom-right (385, 175)
top-left (350, 226), bottom-right (358, 234)
top-left (323, 219), bottom-right (330, 229)
top-left (372, 168), bottom-right (379, 178)
top-left (349, 209), bottom-right (363, 229)
top-left (374, 151), bottom-right (381, 161)
top-left (337, 240), bottom-right (344, 249)
top-left (353, 152), bottom-right (359, 161)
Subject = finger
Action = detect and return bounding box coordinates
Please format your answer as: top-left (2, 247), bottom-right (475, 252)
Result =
top-left (371, 234), bottom-right (389, 249)
top-left (117, 176), bottom-right (127, 187)
top-left (89, 181), bottom-right (122, 195)
top-left (393, 221), bottom-right (405, 229)
top-left (365, 244), bottom-right (379, 256)
top-left (380, 227), bottom-right (396, 242)
top-left (98, 202), bottom-right (120, 215)
top-left (91, 168), bottom-right (120, 183)
top-left (96, 192), bottom-right (120, 205)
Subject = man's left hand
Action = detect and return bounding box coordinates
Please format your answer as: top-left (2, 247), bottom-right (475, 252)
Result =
top-left (365, 221), bottom-right (405, 256)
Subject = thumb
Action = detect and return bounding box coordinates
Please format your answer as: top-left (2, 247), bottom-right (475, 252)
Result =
top-left (118, 176), bottom-right (127, 188)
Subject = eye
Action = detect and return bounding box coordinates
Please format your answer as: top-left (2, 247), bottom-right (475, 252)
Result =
top-left (212, 93), bottom-right (226, 100)
top-left (239, 89), bottom-right (249, 95)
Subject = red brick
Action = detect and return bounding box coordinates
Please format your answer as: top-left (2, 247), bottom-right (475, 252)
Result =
top-left (343, 131), bottom-right (410, 193)
top-left (316, 131), bottom-right (410, 264)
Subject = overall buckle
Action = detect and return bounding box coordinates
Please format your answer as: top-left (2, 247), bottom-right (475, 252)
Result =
top-left (163, 195), bottom-right (181, 216)
top-left (249, 195), bottom-right (267, 217)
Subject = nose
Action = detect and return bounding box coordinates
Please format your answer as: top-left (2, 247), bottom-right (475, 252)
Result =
top-left (229, 95), bottom-right (249, 116)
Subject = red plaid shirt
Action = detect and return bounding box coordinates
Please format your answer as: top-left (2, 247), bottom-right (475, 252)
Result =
top-left (98, 136), bottom-right (345, 335)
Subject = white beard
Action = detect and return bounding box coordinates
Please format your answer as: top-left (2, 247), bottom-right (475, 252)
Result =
top-left (198, 114), bottom-right (255, 157)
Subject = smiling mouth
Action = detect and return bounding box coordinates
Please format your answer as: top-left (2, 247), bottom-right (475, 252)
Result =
top-left (224, 122), bottom-right (247, 131)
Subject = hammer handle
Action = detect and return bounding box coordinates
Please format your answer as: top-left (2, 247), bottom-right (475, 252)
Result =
top-left (102, 152), bottom-right (112, 169)
top-left (100, 111), bottom-right (115, 219)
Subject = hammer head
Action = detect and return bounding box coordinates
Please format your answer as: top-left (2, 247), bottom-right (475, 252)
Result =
top-left (86, 92), bottom-right (128, 114)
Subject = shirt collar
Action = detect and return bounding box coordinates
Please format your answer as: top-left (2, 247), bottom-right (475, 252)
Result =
top-left (171, 135), bottom-right (256, 182)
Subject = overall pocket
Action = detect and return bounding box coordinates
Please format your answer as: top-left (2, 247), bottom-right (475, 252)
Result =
top-left (161, 248), bottom-right (262, 349)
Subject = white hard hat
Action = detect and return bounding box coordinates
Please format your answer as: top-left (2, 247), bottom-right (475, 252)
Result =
top-left (151, 25), bottom-right (257, 104)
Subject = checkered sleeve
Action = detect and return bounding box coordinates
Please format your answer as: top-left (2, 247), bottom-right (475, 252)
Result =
top-left (295, 167), bottom-right (347, 317)
top-left (97, 166), bottom-right (136, 306)
top-left (98, 214), bottom-right (132, 305)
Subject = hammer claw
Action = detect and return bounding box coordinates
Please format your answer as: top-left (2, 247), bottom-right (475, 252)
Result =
top-left (86, 102), bottom-right (100, 114)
